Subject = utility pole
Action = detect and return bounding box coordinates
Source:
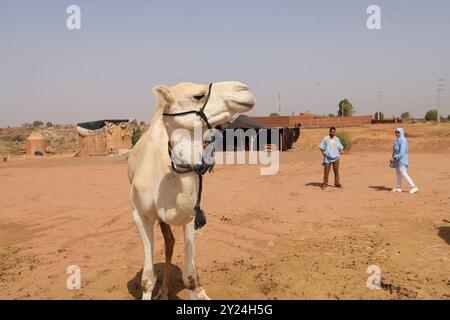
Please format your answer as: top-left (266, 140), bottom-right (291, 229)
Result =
top-left (278, 92), bottom-right (282, 114)
top-left (376, 91), bottom-right (382, 120)
top-left (437, 79), bottom-right (444, 123)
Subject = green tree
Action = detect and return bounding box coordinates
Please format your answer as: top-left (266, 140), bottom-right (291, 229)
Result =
top-left (46, 122), bottom-right (53, 127)
top-left (132, 126), bottom-right (142, 146)
top-left (337, 99), bottom-right (354, 117)
top-left (447, 115), bottom-right (450, 120)
top-left (401, 112), bottom-right (410, 120)
top-left (139, 121), bottom-right (146, 126)
top-left (425, 109), bottom-right (438, 121)
top-left (328, 113), bottom-right (336, 117)
top-left (374, 111), bottom-right (385, 120)
top-left (32, 120), bottom-right (44, 128)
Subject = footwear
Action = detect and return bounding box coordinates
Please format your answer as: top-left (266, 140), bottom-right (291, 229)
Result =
top-left (409, 187), bottom-right (419, 194)
top-left (391, 188), bottom-right (402, 193)
top-left (321, 184), bottom-right (327, 190)
top-left (335, 183), bottom-right (343, 188)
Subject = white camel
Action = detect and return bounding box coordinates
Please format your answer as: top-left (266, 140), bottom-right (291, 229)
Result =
top-left (128, 81), bottom-right (255, 300)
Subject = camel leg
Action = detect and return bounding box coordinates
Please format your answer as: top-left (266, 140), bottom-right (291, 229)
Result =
top-left (154, 221), bottom-right (175, 300)
top-left (132, 208), bottom-right (156, 300)
top-left (183, 220), bottom-right (210, 300)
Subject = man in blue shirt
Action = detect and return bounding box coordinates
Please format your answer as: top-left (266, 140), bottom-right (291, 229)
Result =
top-left (319, 127), bottom-right (344, 190)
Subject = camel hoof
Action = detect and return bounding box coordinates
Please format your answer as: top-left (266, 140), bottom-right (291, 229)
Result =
top-left (142, 291), bottom-right (152, 300)
top-left (188, 288), bottom-right (211, 300)
top-left (141, 275), bottom-right (157, 300)
top-left (197, 289), bottom-right (211, 300)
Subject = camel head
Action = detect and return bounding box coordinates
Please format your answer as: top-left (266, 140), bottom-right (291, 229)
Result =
top-left (154, 81), bottom-right (255, 132)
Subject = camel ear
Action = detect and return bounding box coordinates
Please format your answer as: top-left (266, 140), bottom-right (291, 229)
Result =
top-left (153, 85), bottom-right (172, 104)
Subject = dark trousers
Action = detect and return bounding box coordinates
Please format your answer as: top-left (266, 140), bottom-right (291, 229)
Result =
top-left (323, 160), bottom-right (340, 186)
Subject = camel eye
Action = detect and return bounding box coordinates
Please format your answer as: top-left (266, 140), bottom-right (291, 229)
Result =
top-left (193, 94), bottom-right (205, 101)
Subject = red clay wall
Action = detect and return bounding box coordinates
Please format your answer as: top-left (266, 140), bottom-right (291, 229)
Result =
top-left (252, 115), bottom-right (373, 128)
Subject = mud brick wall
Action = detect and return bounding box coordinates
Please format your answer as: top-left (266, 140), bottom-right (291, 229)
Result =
top-left (252, 115), bottom-right (373, 128)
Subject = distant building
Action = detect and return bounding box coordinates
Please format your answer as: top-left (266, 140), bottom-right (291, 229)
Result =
top-left (26, 132), bottom-right (46, 155)
top-left (251, 114), bottom-right (372, 129)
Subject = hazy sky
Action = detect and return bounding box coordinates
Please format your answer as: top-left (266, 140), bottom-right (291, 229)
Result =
top-left (1, 0), bottom-right (449, 126)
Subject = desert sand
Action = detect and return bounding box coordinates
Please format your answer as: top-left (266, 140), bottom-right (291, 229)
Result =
top-left (0, 123), bottom-right (449, 300)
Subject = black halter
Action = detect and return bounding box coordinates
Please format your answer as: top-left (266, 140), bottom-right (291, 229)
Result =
top-left (162, 83), bottom-right (215, 230)
top-left (163, 83), bottom-right (213, 129)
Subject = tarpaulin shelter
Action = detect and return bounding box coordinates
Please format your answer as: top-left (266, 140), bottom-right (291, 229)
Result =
top-left (74, 119), bottom-right (133, 157)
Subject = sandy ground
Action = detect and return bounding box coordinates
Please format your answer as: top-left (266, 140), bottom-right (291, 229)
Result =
top-left (0, 129), bottom-right (449, 300)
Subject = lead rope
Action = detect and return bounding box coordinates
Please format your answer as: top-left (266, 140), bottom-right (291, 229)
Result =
top-left (167, 140), bottom-right (214, 230)
top-left (194, 174), bottom-right (206, 230)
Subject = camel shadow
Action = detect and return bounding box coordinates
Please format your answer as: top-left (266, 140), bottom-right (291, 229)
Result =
top-left (369, 186), bottom-right (392, 192)
top-left (437, 226), bottom-right (450, 245)
top-left (305, 182), bottom-right (323, 188)
top-left (127, 263), bottom-right (185, 300)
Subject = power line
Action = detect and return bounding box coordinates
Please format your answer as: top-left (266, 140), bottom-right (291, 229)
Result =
top-left (278, 92), bottom-right (282, 114)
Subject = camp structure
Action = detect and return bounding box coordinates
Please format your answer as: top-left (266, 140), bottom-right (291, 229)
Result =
top-left (26, 132), bottom-right (46, 155)
top-left (218, 115), bottom-right (300, 152)
top-left (74, 119), bottom-right (133, 157)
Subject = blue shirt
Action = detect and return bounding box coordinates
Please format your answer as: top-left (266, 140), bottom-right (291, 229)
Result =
top-left (319, 135), bottom-right (344, 165)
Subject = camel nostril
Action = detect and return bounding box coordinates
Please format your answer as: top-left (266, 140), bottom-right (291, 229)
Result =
top-left (233, 85), bottom-right (249, 92)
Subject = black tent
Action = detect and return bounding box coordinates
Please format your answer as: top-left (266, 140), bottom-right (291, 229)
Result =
top-left (218, 115), bottom-right (300, 151)
top-left (218, 115), bottom-right (263, 130)
top-left (77, 119), bottom-right (129, 131)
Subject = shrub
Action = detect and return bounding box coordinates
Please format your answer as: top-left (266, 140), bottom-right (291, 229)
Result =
top-left (425, 109), bottom-right (438, 121)
top-left (336, 132), bottom-right (352, 152)
top-left (46, 122), bottom-right (53, 127)
top-left (269, 113), bottom-right (280, 117)
top-left (132, 126), bottom-right (142, 146)
top-left (401, 112), bottom-right (410, 120)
